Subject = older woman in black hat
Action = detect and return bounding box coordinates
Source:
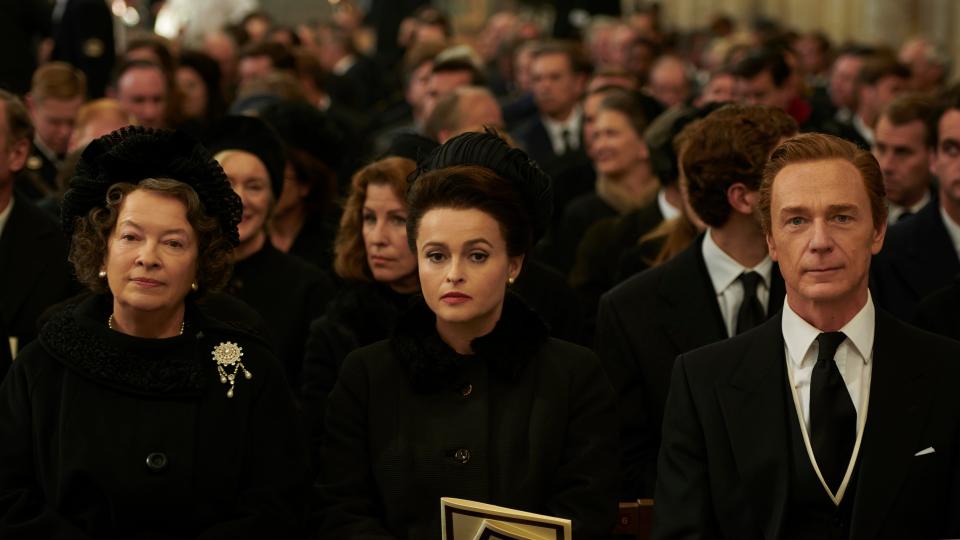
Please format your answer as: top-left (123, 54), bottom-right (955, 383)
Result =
top-left (0, 127), bottom-right (309, 538)
top-left (205, 115), bottom-right (334, 394)
top-left (317, 131), bottom-right (619, 539)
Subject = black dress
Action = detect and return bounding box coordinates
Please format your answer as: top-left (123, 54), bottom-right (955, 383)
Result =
top-left (317, 293), bottom-right (619, 539)
top-left (0, 294), bottom-right (309, 538)
top-left (225, 243), bottom-right (335, 392)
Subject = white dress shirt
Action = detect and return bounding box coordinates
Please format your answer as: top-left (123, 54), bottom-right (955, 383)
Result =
top-left (541, 107), bottom-right (582, 156)
top-left (886, 191), bottom-right (930, 224)
top-left (782, 293), bottom-right (875, 503)
top-left (941, 205), bottom-right (960, 258)
top-left (701, 229), bottom-right (773, 337)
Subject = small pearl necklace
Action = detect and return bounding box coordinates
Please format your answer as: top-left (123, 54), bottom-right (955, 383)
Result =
top-left (108, 314), bottom-right (185, 336)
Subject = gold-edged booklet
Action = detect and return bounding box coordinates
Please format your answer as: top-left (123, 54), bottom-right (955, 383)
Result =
top-left (440, 497), bottom-right (572, 540)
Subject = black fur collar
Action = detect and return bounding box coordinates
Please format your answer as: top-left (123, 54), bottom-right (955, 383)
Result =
top-left (39, 294), bottom-right (208, 396)
top-left (390, 292), bottom-right (549, 393)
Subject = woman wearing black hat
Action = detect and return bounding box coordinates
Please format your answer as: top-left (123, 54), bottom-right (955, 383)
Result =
top-left (316, 131), bottom-right (619, 539)
top-left (206, 115), bottom-right (335, 394)
top-left (0, 127), bottom-right (309, 538)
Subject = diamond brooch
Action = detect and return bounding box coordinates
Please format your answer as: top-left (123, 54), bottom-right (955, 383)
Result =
top-left (212, 341), bottom-right (253, 398)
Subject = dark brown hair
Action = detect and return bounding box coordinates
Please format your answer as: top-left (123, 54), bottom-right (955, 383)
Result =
top-left (69, 178), bottom-right (234, 294)
top-left (597, 89), bottom-right (651, 139)
top-left (681, 104), bottom-right (797, 228)
top-left (760, 133), bottom-right (887, 234)
top-left (0, 90), bottom-right (34, 146)
top-left (880, 92), bottom-right (939, 148)
top-left (333, 157), bottom-right (418, 281)
top-left (406, 165), bottom-right (532, 257)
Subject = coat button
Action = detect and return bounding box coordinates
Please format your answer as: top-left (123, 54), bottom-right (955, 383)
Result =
top-left (453, 448), bottom-right (471, 464)
top-left (460, 383), bottom-right (473, 397)
top-left (145, 452), bottom-right (168, 472)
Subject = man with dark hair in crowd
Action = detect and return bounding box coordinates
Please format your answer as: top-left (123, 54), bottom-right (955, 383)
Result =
top-left (873, 93), bottom-right (937, 224)
top-left (596, 104), bottom-right (796, 499)
top-left (872, 91), bottom-right (960, 321)
top-left (0, 90), bottom-right (76, 379)
top-left (732, 47), bottom-right (811, 126)
top-left (513, 41), bottom-right (589, 174)
top-left (836, 55), bottom-right (910, 149)
top-left (109, 60), bottom-right (171, 129)
top-left (22, 62), bottom-right (87, 199)
top-left (316, 22), bottom-right (382, 111)
top-left (420, 55), bottom-right (486, 124)
top-left (807, 45), bottom-right (873, 130)
top-left (236, 41), bottom-right (296, 91)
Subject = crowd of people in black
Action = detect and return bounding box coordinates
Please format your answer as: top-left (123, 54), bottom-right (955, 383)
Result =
top-left (0, 1), bottom-right (959, 538)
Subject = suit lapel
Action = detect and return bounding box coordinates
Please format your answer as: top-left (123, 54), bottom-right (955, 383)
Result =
top-left (892, 204), bottom-right (960, 299)
top-left (716, 315), bottom-right (790, 539)
top-left (658, 236), bottom-right (728, 352)
top-left (850, 311), bottom-right (933, 540)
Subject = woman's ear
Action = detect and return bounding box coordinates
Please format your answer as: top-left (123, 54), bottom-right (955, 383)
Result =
top-left (507, 254), bottom-right (524, 282)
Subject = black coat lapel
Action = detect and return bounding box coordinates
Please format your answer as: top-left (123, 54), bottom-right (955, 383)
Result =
top-left (715, 315), bottom-right (790, 539)
top-left (892, 204), bottom-right (960, 298)
top-left (658, 236), bottom-right (727, 352)
top-left (850, 310), bottom-right (933, 540)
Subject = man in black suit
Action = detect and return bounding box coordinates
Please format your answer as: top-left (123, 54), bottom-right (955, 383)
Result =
top-left (512, 41), bottom-right (588, 175)
top-left (596, 104), bottom-right (797, 499)
top-left (654, 133), bottom-right (960, 539)
top-left (871, 92), bottom-right (960, 320)
top-left (0, 91), bottom-right (76, 379)
top-left (872, 93), bottom-right (936, 225)
top-left (21, 62), bottom-right (87, 199)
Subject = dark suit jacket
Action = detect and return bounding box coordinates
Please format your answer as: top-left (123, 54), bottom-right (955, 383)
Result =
top-left (871, 201), bottom-right (960, 321)
top-left (50, 0), bottom-right (115, 98)
top-left (0, 193), bottom-right (76, 378)
top-left (595, 234), bottom-right (786, 498)
top-left (913, 274), bottom-right (960, 342)
top-left (654, 309), bottom-right (960, 539)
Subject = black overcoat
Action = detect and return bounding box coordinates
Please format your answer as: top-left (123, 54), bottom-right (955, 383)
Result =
top-left (317, 294), bottom-right (619, 539)
top-left (0, 295), bottom-right (309, 539)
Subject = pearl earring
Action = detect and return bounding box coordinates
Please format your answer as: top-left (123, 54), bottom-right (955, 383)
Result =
top-left (507, 277), bottom-right (515, 286)
top-left (191, 281), bottom-right (199, 292)
top-left (98, 270), bottom-right (107, 279)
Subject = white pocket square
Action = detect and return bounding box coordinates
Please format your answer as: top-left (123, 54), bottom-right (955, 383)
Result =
top-left (914, 447), bottom-right (935, 457)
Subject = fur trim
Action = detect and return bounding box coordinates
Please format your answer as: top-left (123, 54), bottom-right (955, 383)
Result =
top-left (390, 292), bottom-right (549, 393)
top-left (39, 295), bottom-right (207, 396)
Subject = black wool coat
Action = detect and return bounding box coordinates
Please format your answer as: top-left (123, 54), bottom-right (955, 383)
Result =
top-left (317, 294), bottom-right (619, 539)
top-left (0, 295), bottom-right (309, 539)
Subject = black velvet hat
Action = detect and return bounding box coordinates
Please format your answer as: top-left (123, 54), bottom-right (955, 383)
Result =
top-left (61, 126), bottom-right (243, 246)
top-left (257, 99), bottom-right (345, 171)
top-left (204, 115), bottom-right (286, 198)
top-left (383, 132), bottom-right (439, 163)
top-left (419, 129), bottom-right (553, 242)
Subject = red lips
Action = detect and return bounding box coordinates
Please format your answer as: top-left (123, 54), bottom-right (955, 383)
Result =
top-left (131, 277), bottom-right (163, 287)
top-left (440, 291), bottom-right (472, 304)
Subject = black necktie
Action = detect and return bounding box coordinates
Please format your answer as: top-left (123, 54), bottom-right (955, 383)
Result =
top-left (810, 331), bottom-right (857, 494)
top-left (559, 128), bottom-right (570, 155)
top-left (735, 271), bottom-right (765, 334)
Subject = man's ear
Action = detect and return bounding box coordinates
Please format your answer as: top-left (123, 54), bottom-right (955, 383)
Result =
top-left (7, 138), bottom-right (29, 174)
top-left (726, 182), bottom-right (755, 215)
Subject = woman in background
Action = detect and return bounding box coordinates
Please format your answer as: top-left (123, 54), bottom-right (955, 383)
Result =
top-left (0, 127), bottom-right (307, 538)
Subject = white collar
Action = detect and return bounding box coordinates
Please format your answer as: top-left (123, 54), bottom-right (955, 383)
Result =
top-left (0, 195), bottom-right (14, 239)
top-left (940, 204), bottom-right (960, 257)
top-left (852, 115), bottom-right (874, 147)
top-left (781, 292), bottom-right (875, 369)
top-left (886, 191), bottom-right (931, 223)
top-left (541, 106), bottom-right (582, 134)
top-left (657, 188), bottom-right (681, 220)
top-left (701, 228), bottom-right (773, 295)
